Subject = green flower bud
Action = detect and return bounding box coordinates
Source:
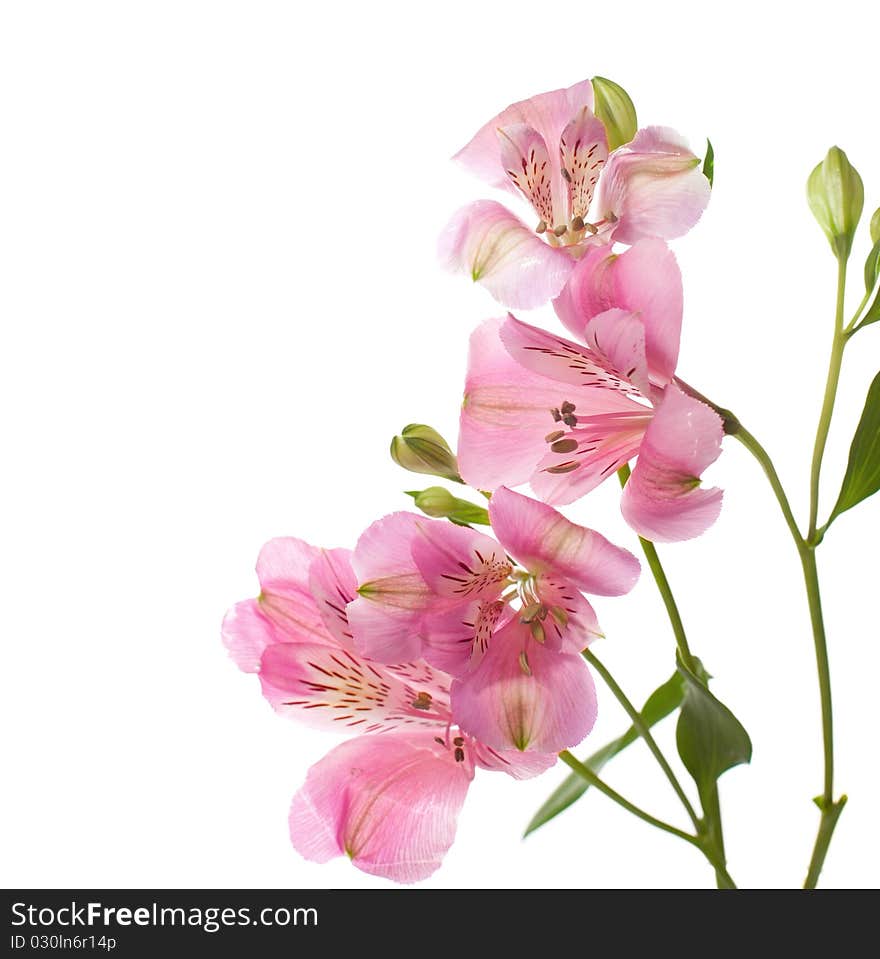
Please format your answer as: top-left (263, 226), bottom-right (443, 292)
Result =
top-left (591, 76), bottom-right (638, 152)
top-left (807, 146), bottom-right (864, 261)
top-left (405, 487), bottom-right (490, 526)
top-left (390, 424), bottom-right (461, 482)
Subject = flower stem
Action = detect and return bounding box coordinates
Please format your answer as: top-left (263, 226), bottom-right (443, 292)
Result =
top-left (582, 647), bottom-right (701, 831)
top-left (808, 258), bottom-right (848, 541)
top-left (558, 750), bottom-right (698, 847)
top-left (617, 464), bottom-right (697, 673)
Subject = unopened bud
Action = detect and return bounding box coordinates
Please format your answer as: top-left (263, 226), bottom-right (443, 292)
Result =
top-left (591, 76), bottom-right (638, 151)
top-left (405, 487), bottom-right (490, 526)
top-left (807, 146), bottom-right (864, 261)
top-left (390, 424), bottom-right (462, 482)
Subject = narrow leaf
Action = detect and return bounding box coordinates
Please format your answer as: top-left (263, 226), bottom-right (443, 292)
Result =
top-left (524, 671), bottom-right (684, 836)
top-left (676, 658), bottom-right (751, 809)
top-left (828, 371), bottom-right (880, 522)
top-left (703, 139), bottom-right (715, 187)
top-left (857, 239), bottom-right (880, 329)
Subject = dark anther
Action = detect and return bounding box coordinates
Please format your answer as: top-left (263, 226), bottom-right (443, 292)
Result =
top-left (454, 747), bottom-right (465, 763)
top-left (562, 413), bottom-right (578, 428)
top-left (560, 401), bottom-right (576, 414)
top-left (453, 736), bottom-right (464, 747)
top-left (570, 215), bottom-right (585, 231)
top-left (545, 429), bottom-right (565, 443)
top-left (546, 461), bottom-right (579, 474)
top-left (551, 438), bottom-right (578, 454)
top-left (434, 736), bottom-right (445, 746)
top-left (550, 407), bottom-right (562, 422)
top-left (553, 224), bottom-right (567, 237)
top-left (412, 691), bottom-right (433, 710)
top-left (561, 167), bottom-right (572, 182)
top-left (535, 220), bottom-right (547, 234)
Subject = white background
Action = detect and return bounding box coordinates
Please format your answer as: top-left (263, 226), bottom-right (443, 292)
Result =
top-left (2, 1), bottom-right (878, 889)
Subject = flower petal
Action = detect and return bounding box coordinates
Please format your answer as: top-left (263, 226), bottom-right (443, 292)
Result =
top-left (439, 200), bottom-right (575, 309)
top-left (453, 80), bottom-right (594, 195)
top-left (451, 620), bottom-right (597, 753)
top-left (499, 314), bottom-right (640, 396)
top-left (289, 731), bottom-right (473, 883)
top-left (621, 383), bottom-right (724, 542)
top-left (488, 486), bottom-right (640, 596)
top-left (497, 123), bottom-right (556, 225)
top-left (348, 512), bottom-right (432, 663)
top-left (583, 307), bottom-right (652, 399)
top-left (259, 641), bottom-right (452, 733)
top-left (559, 106), bottom-right (608, 220)
top-left (411, 519), bottom-right (511, 602)
top-left (597, 126), bottom-right (711, 244)
top-left (420, 600), bottom-right (511, 677)
top-left (534, 574), bottom-right (602, 650)
top-left (471, 741), bottom-right (558, 780)
top-left (221, 599), bottom-right (285, 673)
top-left (254, 537), bottom-right (328, 640)
top-left (309, 547), bottom-right (358, 650)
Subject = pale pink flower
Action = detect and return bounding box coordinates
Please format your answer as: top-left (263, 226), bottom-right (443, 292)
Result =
top-left (344, 488), bottom-right (639, 753)
top-left (458, 241), bottom-right (724, 542)
top-left (223, 536), bottom-right (554, 884)
top-left (439, 81), bottom-right (709, 308)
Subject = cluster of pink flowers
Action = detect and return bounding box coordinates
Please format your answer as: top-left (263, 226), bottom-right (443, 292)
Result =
top-left (224, 78), bottom-right (724, 882)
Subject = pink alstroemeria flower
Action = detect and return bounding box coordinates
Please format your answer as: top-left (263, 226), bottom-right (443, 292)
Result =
top-left (458, 240), bottom-right (724, 542)
top-left (222, 536), bottom-right (555, 884)
top-left (345, 488), bottom-right (639, 753)
top-left (439, 80), bottom-right (710, 309)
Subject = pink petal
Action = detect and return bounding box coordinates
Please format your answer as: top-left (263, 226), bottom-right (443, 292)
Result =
top-left (488, 486), bottom-right (639, 595)
top-left (451, 619), bottom-right (597, 753)
top-left (583, 308), bottom-right (652, 399)
top-left (221, 599), bottom-right (284, 673)
top-left (556, 238), bottom-right (683, 388)
top-left (499, 314), bottom-right (641, 396)
top-left (254, 537), bottom-right (329, 640)
top-left (259, 641), bottom-right (452, 733)
top-left (621, 384), bottom-right (724, 542)
top-left (421, 600), bottom-right (511, 676)
top-left (348, 512), bottom-right (432, 663)
top-left (497, 123), bottom-right (556, 225)
top-left (559, 106), bottom-right (608, 220)
top-left (471, 741), bottom-right (558, 780)
top-left (453, 80), bottom-right (594, 195)
top-left (289, 731), bottom-right (473, 883)
top-left (596, 126), bottom-right (710, 245)
top-left (308, 548), bottom-right (358, 650)
top-left (439, 200), bottom-right (575, 309)
top-left (411, 519), bottom-right (510, 603)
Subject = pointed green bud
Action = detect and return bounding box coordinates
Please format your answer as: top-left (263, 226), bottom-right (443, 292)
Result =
top-left (390, 424), bottom-right (462, 483)
top-left (807, 146), bottom-right (864, 261)
top-left (405, 487), bottom-right (490, 526)
top-left (591, 76), bottom-right (638, 151)
top-left (871, 207), bottom-right (880, 246)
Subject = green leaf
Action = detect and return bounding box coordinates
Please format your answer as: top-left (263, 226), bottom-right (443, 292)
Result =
top-left (807, 146), bottom-right (864, 261)
top-left (703, 139), bottom-right (714, 187)
top-left (676, 658), bottom-right (751, 809)
top-left (871, 207), bottom-right (880, 245)
top-left (404, 487), bottom-right (490, 525)
top-left (591, 76), bottom-right (638, 151)
top-left (524, 671), bottom-right (685, 836)
top-left (827, 371), bottom-right (880, 524)
top-left (857, 236), bottom-right (880, 329)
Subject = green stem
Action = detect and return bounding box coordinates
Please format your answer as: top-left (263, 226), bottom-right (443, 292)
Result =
top-left (617, 465), bottom-right (697, 673)
top-left (808, 258), bottom-right (847, 541)
top-left (558, 750), bottom-right (698, 847)
top-left (582, 647), bottom-right (701, 831)
top-left (701, 785), bottom-right (736, 889)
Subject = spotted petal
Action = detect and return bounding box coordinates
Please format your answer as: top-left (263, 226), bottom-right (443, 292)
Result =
top-left (289, 732), bottom-right (473, 883)
top-left (309, 548), bottom-right (358, 650)
top-left (254, 537), bottom-right (328, 640)
top-left (411, 519), bottom-right (511, 603)
top-left (439, 200), bottom-right (575, 309)
top-left (621, 383), bottom-right (724, 542)
top-left (497, 123), bottom-right (556, 226)
top-left (559, 106), bottom-right (608, 220)
top-left (259, 641), bottom-right (452, 733)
